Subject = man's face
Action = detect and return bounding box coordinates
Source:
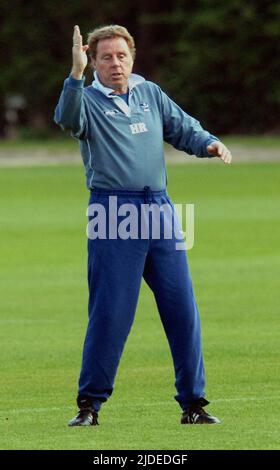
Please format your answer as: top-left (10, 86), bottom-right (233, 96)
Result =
top-left (92, 37), bottom-right (134, 93)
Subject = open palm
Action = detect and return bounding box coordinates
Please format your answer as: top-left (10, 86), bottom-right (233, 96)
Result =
top-left (72, 25), bottom-right (89, 77)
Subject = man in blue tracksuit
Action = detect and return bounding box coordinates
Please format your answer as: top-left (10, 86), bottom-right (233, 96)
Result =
top-left (54, 24), bottom-right (232, 426)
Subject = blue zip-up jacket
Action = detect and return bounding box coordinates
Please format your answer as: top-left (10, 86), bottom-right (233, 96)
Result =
top-left (54, 72), bottom-right (218, 190)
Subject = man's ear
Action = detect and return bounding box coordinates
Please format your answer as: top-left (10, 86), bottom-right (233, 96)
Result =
top-left (90, 58), bottom-right (96, 69)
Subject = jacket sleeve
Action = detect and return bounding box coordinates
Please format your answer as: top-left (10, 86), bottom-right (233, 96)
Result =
top-left (54, 75), bottom-right (89, 139)
top-left (158, 87), bottom-right (219, 158)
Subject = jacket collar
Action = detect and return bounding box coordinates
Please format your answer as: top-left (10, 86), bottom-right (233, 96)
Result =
top-left (92, 71), bottom-right (145, 97)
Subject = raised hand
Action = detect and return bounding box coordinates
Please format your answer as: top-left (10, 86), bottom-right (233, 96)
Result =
top-left (71, 25), bottom-right (89, 79)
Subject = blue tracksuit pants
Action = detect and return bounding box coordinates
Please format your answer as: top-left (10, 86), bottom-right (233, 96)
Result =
top-left (78, 187), bottom-right (205, 411)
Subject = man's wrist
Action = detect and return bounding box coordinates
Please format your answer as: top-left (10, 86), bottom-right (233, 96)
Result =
top-left (70, 69), bottom-right (84, 80)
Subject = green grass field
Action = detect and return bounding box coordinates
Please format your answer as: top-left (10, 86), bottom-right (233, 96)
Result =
top-left (0, 161), bottom-right (279, 450)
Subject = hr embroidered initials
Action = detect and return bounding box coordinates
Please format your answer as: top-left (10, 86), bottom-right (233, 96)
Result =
top-left (129, 122), bottom-right (148, 134)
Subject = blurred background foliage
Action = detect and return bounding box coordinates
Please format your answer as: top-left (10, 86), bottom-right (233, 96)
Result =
top-left (0, 0), bottom-right (279, 137)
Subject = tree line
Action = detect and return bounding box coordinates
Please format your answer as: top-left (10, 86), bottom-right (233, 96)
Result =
top-left (0, 0), bottom-right (279, 136)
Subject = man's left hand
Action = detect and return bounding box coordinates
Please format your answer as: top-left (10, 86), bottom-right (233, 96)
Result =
top-left (207, 141), bottom-right (232, 164)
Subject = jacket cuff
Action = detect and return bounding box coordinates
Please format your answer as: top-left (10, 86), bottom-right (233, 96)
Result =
top-left (66, 74), bottom-right (86, 88)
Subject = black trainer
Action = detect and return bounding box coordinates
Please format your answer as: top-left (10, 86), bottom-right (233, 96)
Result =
top-left (181, 397), bottom-right (220, 424)
top-left (68, 397), bottom-right (99, 427)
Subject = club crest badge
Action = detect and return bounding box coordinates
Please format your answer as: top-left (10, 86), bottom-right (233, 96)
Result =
top-left (140, 102), bottom-right (150, 112)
